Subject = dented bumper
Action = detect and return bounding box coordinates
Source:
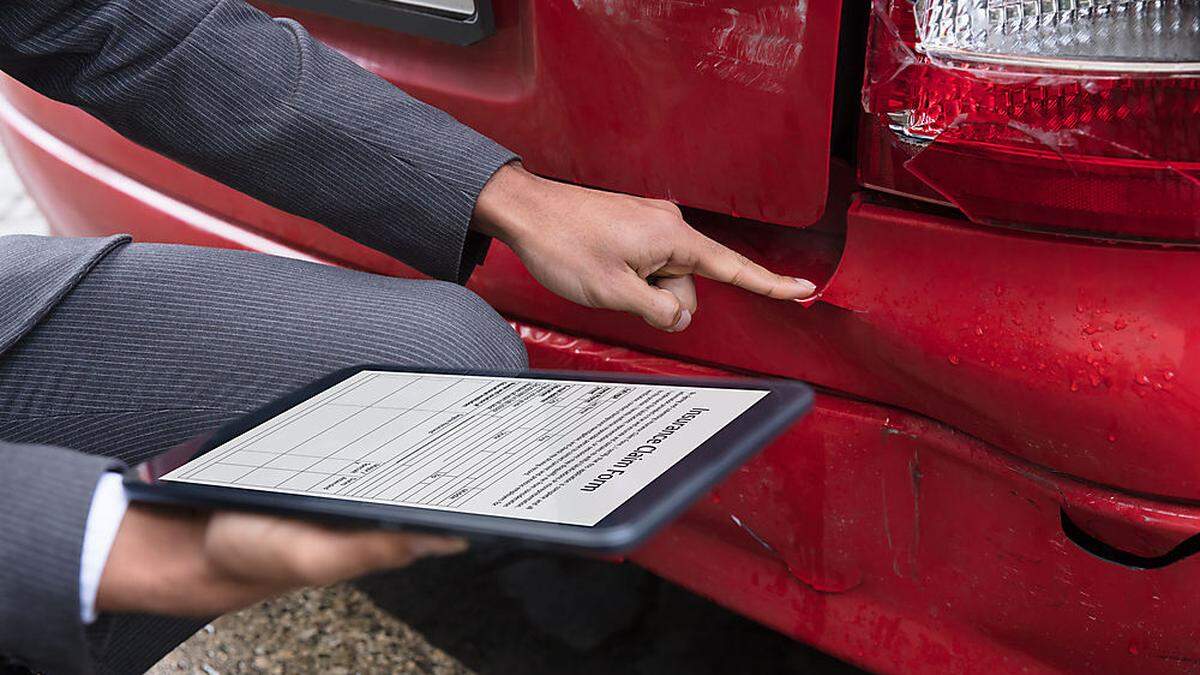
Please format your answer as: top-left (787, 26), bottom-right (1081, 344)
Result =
top-left (527, 326), bottom-right (1200, 674)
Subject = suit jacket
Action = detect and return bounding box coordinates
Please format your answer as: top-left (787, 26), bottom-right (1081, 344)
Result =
top-left (0, 1), bottom-right (517, 671)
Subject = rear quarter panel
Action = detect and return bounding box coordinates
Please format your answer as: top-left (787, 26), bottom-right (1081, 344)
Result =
top-left (282, 0), bottom-right (841, 226)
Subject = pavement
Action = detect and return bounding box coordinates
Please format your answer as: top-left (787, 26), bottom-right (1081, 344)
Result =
top-left (147, 551), bottom-right (859, 675)
top-left (0, 147), bottom-right (859, 675)
top-left (0, 147), bottom-right (48, 236)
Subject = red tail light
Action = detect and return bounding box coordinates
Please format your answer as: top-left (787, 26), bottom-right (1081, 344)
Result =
top-left (859, 0), bottom-right (1200, 241)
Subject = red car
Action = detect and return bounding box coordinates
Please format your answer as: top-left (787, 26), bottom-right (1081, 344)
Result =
top-left (3, 1), bottom-right (1198, 672)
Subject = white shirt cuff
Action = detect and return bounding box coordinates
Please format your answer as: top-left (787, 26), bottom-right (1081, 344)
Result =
top-left (80, 471), bottom-right (129, 624)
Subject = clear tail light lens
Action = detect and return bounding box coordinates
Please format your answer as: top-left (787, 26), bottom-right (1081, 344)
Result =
top-left (917, 0), bottom-right (1200, 70)
top-left (860, 0), bottom-right (1200, 240)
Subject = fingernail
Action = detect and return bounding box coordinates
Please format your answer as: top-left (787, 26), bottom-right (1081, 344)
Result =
top-left (669, 309), bottom-right (692, 333)
top-left (794, 278), bottom-right (817, 297)
top-left (409, 536), bottom-right (469, 558)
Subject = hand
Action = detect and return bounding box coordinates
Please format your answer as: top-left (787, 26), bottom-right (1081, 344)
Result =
top-left (96, 503), bottom-right (465, 617)
top-left (473, 163), bottom-right (816, 332)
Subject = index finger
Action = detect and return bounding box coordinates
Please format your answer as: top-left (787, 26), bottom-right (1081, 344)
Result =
top-left (689, 233), bottom-right (816, 300)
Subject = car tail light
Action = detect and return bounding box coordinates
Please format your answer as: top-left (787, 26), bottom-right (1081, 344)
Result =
top-left (859, 0), bottom-right (1200, 241)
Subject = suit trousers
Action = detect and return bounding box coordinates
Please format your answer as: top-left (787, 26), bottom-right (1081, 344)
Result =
top-left (0, 241), bottom-right (527, 673)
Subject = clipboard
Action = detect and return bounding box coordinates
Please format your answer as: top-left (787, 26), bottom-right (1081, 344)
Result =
top-left (124, 366), bottom-right (812, 554)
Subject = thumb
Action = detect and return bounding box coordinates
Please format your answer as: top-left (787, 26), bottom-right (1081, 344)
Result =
top-left (400, 534), bottom-right (469, 560)
top-left (611, 273), bottom-right (689, 332)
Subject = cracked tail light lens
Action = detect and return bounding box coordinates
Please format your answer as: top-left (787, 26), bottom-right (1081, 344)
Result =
top-left (859, 0), bottom-right (1200, 240)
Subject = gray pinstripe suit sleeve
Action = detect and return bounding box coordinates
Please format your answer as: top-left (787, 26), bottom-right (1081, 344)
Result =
top-left (0, 1), bottom-right (521, 672)
top-left (0, 0), bottom-right (518, 283)
top-left (0, 443), bottom-right (125, 674)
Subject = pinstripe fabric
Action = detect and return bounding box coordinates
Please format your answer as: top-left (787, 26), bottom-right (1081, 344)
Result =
top-left (0, 0), bottom-right (523, 671)
top-left (0, 0), bottom-right (516, 281)
top-left (0, 0), bottom-right (519, 370)
top-left (0, 234), bottom-right (130, 355)
top-left (0, 242), bottom-right (528, 673)
top-left (0, 444), bottom-right (124, 674)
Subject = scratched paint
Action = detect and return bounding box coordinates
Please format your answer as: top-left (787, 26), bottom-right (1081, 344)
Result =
top-left (569, 0), bottom-right (696, 22)
top-left (570, 0), bottom-right (810, 93)
top-left (696, 2), bottom-right (808, 94)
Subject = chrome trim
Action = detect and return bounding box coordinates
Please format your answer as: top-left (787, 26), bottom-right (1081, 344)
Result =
top-left (381, 0), bottom-right (475, 17)
top-left (917, 45), bottom-right (1200, 75)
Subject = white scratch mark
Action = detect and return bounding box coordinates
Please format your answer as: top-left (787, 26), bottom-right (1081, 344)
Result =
top-left (696, 3), bottom-right (808, 93)
top-left (730, 514), bottom-right (777, 553)
top-left (571, 0), bottom-right (702, 23)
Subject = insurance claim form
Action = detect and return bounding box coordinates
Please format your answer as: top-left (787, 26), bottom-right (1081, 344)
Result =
top-left (164, 371), bottom-right (767, 526)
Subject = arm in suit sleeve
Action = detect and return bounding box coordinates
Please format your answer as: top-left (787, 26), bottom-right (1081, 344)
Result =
top-left (0, 0), bottom-right (518, 282)
top-left (0, 442), bottom-right (125, 674)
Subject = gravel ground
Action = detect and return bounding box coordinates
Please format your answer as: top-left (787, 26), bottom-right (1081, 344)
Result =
top-left (146, 585), bottom-right (467, 675)
top-left (0, 146), bottom-right (859, 675)
top-left (145, 551), bottom-right (859, 675)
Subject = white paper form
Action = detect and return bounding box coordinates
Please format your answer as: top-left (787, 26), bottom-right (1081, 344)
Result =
top-left (164, 371), bottom-right (768, 526)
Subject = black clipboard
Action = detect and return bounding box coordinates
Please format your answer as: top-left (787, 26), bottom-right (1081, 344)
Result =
top-left (124, 366), bottom-right (812, 554)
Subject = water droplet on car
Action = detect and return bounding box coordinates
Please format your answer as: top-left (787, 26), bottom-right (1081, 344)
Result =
top-left (1135, 374), bottom-right (1151, 386)
top-left (948, 354), bottom-right (960, 365)
top-left (1113, 318), bottom-right (1128, 330)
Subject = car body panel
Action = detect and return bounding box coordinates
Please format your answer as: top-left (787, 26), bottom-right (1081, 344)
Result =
top-left (258, 0), bottom-right (841, 227)
top-left (522, 325), bottom-right (1200, 675)
top-left (481, 201), bottom-right (1200, 503)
